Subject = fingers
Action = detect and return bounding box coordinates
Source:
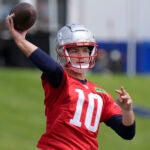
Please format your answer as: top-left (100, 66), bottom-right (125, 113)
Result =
top-left (115, 87), bottom-right (130, 100)
top-left (115, 89), bottom-right (121, 95)
top-left (6, 14), bottom-right (29, 37)
top-left (116, 86), bottom-right (128, 102)
top-left (115, 86), bottom-right (133, 111)
top-left (126, 98), bottom-right (132, 105)
top-left (120, 95), bottom-right (131, 105)
top-left (6, 14), bottom-right (14, 30)
top-left (115, 86), bottom-right (127, 95)
top-left (120, 86), bottom-right (126, 94)
top-left (9, 13), bottom-right (15, 18)
top-left (6, 15), bottom-right (10, 25)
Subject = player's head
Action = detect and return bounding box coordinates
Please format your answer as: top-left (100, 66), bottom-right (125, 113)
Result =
top-left (56, 23), bottom-right (97, 73)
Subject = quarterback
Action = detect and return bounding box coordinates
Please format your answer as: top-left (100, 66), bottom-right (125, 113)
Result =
top-left (6, 15), bottom-right (135, 150)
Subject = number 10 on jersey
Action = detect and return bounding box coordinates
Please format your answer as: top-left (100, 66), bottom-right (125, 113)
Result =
top-left (70, 89), bottom-right (103, 132)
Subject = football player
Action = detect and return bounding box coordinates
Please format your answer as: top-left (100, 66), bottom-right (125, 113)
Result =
top-left (6, 15), bottom-right (135, 150)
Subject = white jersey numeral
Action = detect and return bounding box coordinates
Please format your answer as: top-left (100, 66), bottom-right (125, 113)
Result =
top-left (70, 89), bottom-right (103, 132)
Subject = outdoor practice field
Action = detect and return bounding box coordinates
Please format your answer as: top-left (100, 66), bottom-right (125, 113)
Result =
top-left (0, 68), bottom-right (150, 150)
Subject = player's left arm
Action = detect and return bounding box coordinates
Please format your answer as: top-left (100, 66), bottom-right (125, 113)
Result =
top-left (115, 86), bottom-right (135, 126)
top-left (105, 114), bottom-right (135, 140)
top-left (105, 87), bottom-right (135, 140)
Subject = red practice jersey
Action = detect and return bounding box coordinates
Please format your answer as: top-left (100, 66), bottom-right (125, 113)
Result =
top-left (37, 71), bottom-right (121, 150)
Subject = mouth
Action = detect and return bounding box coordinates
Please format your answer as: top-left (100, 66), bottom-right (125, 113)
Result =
top-left (77, 61), bottom-right (88, 65)
top-left (77, 61), bottom-right (84, 63)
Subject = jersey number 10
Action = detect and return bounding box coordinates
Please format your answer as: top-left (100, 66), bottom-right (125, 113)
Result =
top-left (70, 89), bottom-right (103, 132)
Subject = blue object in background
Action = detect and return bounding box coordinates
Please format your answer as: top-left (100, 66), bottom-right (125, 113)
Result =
top-left (97, 41), bottom-right (127, 72)
top-left (136, 42), bottom-right (150, 74)
top-left (97, 41), bottom-right (150, 74)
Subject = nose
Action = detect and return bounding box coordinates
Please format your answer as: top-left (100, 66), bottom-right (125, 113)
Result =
top-left (78, 51), bottom-right (83, 56)
top-left (77, 49), bottom-right (85, 57)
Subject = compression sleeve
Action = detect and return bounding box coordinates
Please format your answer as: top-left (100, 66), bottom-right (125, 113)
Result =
top-left (29, 48), bottom-right (64, 88)
top-left (105, 115), bottom-right (136, 140)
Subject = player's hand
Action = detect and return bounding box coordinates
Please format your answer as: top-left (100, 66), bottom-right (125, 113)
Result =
top-left (115, 86), bottom-right (133, 111)
top-left (6, 14), bottom-right (28, 40)
top-left (6, 14), bottom-right (37, 57)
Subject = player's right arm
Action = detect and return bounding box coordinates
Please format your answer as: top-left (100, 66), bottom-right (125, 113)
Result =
top-left (6, 15), bottom-right (64, 88)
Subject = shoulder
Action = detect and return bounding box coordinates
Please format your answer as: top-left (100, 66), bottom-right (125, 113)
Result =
top-left (41, 68), bottom-right (69, 88)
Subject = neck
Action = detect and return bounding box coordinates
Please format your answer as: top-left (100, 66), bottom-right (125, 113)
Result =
top-left (66, 69), bottom-right (86, 80)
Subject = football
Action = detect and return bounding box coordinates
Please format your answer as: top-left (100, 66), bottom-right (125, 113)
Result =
top-left (9, 2), bottom-right (36, 31)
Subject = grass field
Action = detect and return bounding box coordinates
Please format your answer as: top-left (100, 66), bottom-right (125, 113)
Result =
top-left (0, 67), bottom-right (150, 150)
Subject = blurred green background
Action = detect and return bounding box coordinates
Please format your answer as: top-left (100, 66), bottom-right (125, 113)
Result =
top-left (0, 68), bottom-right (150, 150)
top-left (1, 0), bottom-right (150, 149)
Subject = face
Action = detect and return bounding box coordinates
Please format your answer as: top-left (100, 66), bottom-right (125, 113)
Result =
top-left (67, 46), bottom-right (90, 66)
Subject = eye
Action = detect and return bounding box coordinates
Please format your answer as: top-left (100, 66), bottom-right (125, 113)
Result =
top-left (83, 47), bottom-right (90, 53)
top-left (68, 48), bottom-right (78, 54)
